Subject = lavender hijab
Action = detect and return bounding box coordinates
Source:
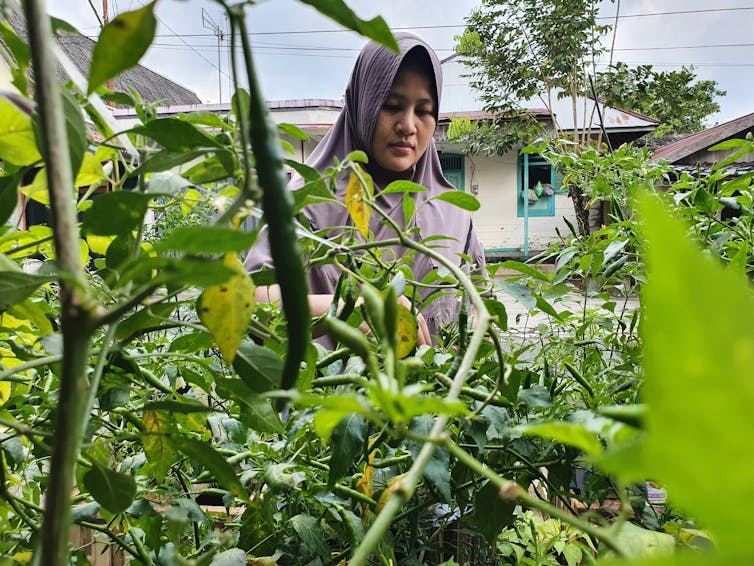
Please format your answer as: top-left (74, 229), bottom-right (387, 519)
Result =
top-left (246, 33), bottom-right (485, 336)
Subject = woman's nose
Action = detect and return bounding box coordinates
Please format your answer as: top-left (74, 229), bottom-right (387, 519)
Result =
top-left (396, 111), bottom-right (417, 135)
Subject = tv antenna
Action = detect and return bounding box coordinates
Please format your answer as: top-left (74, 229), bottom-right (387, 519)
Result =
top-left (201, 8), bottom-right (225, 103)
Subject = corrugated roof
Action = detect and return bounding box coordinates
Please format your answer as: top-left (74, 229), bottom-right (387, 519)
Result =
top-left (652, 112), bottom-right (754, 163)
top-left (3, 11), bottom-right (200, 106)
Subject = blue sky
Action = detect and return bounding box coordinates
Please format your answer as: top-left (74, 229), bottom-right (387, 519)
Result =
top-left (49, 0), bottom-right (753, 126)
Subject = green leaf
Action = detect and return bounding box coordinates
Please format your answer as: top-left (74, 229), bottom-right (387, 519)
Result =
top-left (172, 436), bottom-right (248, 501)
top-left (182, 110), bottom-right (232, 131)
top-left (215, 377), bottom-right (285, 434)
top-left (0, 272), bottom-right (51, 312)
top-left (146, 171), bottom-right (192, 194)
top-left (517, 385), bottom-right (552, 409)
top-left (0, 174), bottom-right (20, 226)
top-left (636, 195), bottom-right (754, 553)
top-left (168, 331), bottom-right (214, 353)
top-left (431, 190), bottom-right (480, 211)
top-left (142, 399), bottom-right (212, 413)
top-left (83, 464), bottom-right (136, 514)
top-left (408, 416), bottom-right (452, 502)
top-left (60, 88), bottom-right (88, 180)
top-left (328, 413), bottom-right (367, 487)
top-left (522, 422), bottom-right (602, 456)
top-left (71, 502), bottom-right (102, 524)
top-left (497, 280), bottom-right (536, 311)
top-left (210, 549), bottom-right (247, 566)
top-left (277, 122), bottom-right (308, 141)
top-left (380, 180), bottom-right (427, 195)
top-left (183, 155), bottom-right (234, 184)
top-left (115, 302), bottom-right (177, 341)
top-left (156, 227), bottom-right (256, 255)
top-left (0, 95), bottom-right (42, 166)
top-left (290, 514), bottom-right (329, 560)
top-left (483, 298), bottom-right (508, 331)
top-left (132, 119), bottom-right (222, 152)
top-left (534, 293), bottom-right (561, 319)
top-left (494, 260), bottom-right (551, 282)
top-left (0, 22), bottom-right (30, 92)
top-left (298, 393), bottom-right (371, 441)
top-left (140, 149), bottom-right (207, 174)
top-left (473, 480), bottom-right (515, 545)
top-left (233, 342), bottom-right (283, 393)
top-left (299, 0), bottom-right (397, 52)
top-left (82, 191), bottom-right (152, 236)
top-left (608, 521), bottom-right (675, 559)
top-left (88, 2), bottom-right (157, 94)
top-left (118, 256), bottom-right (237, 289)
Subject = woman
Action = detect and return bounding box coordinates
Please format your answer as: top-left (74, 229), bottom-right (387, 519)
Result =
top-left (245, 32), bottom-right (485, 345)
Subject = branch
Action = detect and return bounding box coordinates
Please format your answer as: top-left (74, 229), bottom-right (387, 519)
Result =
top-left (445, 438), bottom-right (628, 558)
top-left (23, 2), bottom-right (98, 565)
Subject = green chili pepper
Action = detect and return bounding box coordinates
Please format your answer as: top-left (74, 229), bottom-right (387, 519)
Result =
top-left (238, 15), bottom-right (310, 392)
top-left (564, 361), bottom-right (595, 398)
top-left (603, 255), bottom-right (628, 279)
top-left (338, 276), bottom-right (358, 321)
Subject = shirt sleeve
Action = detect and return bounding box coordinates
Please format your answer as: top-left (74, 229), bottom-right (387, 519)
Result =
top-left (243, 225), bottom-right (274, 273)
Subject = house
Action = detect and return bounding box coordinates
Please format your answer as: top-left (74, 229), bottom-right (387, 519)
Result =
top-left (436, 56), bottom-right (658, 259)
top-left (0, 10), bottom-right (201, 106)
top-left (1, 9), bottom-right (202, 231)
top-left (651, 111), bottom-right (754, 175)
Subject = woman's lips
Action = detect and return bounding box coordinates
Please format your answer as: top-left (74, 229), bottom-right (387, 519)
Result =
top-left (390, 143), bottom-right (413, 155)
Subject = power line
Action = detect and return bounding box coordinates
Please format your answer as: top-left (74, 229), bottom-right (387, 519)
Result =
top-left (121, 6), bottom-right (754, 39)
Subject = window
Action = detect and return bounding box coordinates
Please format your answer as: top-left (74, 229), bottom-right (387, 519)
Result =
top-left (439, 152), bottom-right (465, 191)
top-left (517, 153), bottom-right (563, 217)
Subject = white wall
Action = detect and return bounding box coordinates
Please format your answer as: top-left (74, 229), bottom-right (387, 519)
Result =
top-left (466, 152), bottom-right (577, 254)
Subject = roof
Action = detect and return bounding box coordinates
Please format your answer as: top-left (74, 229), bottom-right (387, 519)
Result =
top-left (2, 11), bottom-right (200, 106)
top-left (652, 112), bottom-right (754, 163)
top-left (110, 99), bottom-right (345, 117)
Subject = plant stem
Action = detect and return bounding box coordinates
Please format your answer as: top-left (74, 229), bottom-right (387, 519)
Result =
top-left (349, 199), bottom-right (491, 565)
top-left (445, 438), bottom-right (627, 558)
top-left (24, 2), bottom-right (98, 564)
top-left (0, 355), bottom-right (62, 382)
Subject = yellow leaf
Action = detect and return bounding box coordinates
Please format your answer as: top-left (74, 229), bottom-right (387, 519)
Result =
top-left (396, 305), bottom-right (418, 359)
top-left (86, 234), bottom-right (116, 256)
top-left (11, 551), bottom-right (33, 564)
top-left (20, 168), bottom-right (50, 205)
top-left (355, 449), bottom-right (375, 501)
top-left (8, 300), bottom-right (53, 336)
top-left (0, 96), bottom-right (42, 166)
top-left (376, 473), bottom-right (408, 513)
top-left (181, 187), bottom-right (204, 214)
top-left (198, 254), bottom-right (256, 363)
top-left (142, 410), bottom-right (176, 481)
top-left (74, 152), bottom-right (106, 187)
top-left (345, 165), bottom-right (373, 238)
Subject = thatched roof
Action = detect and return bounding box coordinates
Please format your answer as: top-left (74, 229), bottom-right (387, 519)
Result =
top-left (2, 10), bottom-right (201, 106)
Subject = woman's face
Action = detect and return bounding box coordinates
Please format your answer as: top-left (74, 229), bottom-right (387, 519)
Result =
top-left (371, 65), bottom-right (437, 173)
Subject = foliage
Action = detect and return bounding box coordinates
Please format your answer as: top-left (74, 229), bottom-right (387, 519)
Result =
top-left (2, 1), bottom-right (754, 565)
top-left (453, 0), bottom-right (613, 153)
top-left (595, 62), bottom-right (726, 136)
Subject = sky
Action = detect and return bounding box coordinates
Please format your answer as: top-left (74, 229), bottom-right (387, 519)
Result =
top-left (47, 0), bottom-right (754, 126)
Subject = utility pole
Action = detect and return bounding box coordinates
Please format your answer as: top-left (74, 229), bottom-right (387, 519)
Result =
top-left (201, 8), bottom-right (224, 103)
top-left (102, 0), bottom-right (114, 94)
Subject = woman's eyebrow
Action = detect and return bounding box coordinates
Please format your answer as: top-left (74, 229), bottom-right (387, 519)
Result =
top-left (385, 91), bottom-right (435, 107)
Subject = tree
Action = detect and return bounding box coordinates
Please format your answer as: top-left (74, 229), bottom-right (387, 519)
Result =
top-left (595, 62), bottom-right (726, 136)
top-left (452, 0), bottom-right (613, 153)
